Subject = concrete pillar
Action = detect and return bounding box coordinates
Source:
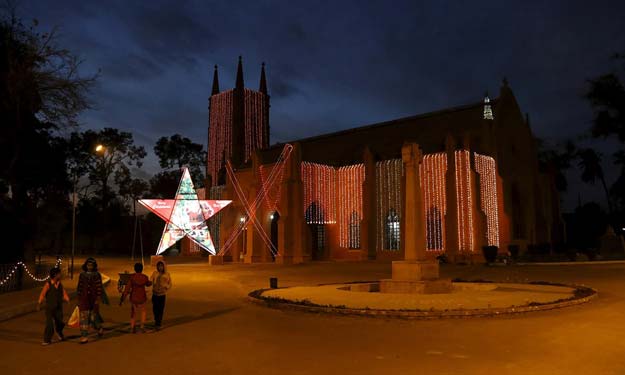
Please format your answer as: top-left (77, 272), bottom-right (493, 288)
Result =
top-left (380, 143), bottom-right (452, 294)
top-left (276, 143), bottom-right (308, 264)
top-left (444, 135), bottom-right (460, 262)
top-left (245, 152), bottom-right (268, 263)
top-left (363, 147), bottom-right (377, 260)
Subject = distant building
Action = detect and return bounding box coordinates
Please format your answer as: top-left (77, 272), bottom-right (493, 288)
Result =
top-left (201, 57), bottom-right (564, 263)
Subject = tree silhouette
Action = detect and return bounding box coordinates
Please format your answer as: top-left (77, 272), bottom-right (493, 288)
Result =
top-left (577, 148), bottom-right (613, 215)
top-left (80, 128), bottom-right (146, 209)
top-left (585, 54), bottom-right (625, 143)
top-left (154, 134), bottom-right (206, 186)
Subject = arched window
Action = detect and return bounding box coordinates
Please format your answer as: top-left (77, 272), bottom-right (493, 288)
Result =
top-left (348, 210), bottom-right (360, 249)
top-left (385, 209), bottom-right (400, 250)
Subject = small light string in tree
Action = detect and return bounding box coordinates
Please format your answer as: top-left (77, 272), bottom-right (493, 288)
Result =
top-left (0, 258), bottom-right (62, 286)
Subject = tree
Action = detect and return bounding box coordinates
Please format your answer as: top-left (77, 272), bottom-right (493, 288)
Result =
top-left (577, 148), bottom-right (613, 215)
top-left (0, 8), bottom-right (97, 202)
top-left (537, 139), bottom-right (577, 192)
top-left (81, 128), bottom-right (147, 209)
top-left (154, 134), bottom-right (206, 186)
top-left (611, 150), bottom-right (625, 212)
top-left (585, 53), bottom-right (625, 143)
top-left (0, 7), bottom-right (96, 260)
top-left (149, 170), bottom-right (180, 198)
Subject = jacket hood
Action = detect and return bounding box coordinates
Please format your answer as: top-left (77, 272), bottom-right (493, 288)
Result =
top-left (156, 260), bottom-right (167, 273)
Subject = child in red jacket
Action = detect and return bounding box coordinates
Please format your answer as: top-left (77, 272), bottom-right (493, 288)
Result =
top-left (120, 263), bottom-right (152, 333)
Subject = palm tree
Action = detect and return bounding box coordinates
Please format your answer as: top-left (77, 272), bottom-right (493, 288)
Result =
top-left (577, 148), bottom-right (613, 215)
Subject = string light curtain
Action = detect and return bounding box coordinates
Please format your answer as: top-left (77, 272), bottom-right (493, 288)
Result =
top-left (259, 163), bottom-right (285, 213)
top-left (337, 164), bottom-right (365, 249)
top-left (302, 162), bottom-right (337, 224)
top-left (420, 153), bottom-right (447, 252)
top-left (375, 159), bottom-right (403, 251)
top-left (455, 150), bottom-right (474, 253)
top-left (207, 185), bottom-right (226, 254)
top-left (475, 153), bottom-right (500, 247)
top-left (207, 90), bottom-right (234, 183)
top-left (244, 89), bottom-right (268, 162)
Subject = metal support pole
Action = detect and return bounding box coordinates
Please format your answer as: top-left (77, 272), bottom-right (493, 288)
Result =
top-left (139, 215), bottom-right (144, 266)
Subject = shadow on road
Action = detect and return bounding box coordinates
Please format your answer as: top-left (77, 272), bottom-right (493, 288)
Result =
top-left (0, 306), bottom-right (240, 345)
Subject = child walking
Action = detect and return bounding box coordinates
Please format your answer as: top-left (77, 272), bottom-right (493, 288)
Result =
top-left (150, 261), bottom-right (171, 330)
top-left (120, 263), bottom-right (152, 333)
top-left (38, 267), bottom-right (70, 345)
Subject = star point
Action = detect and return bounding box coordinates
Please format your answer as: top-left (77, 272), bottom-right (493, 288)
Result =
top-left (139, 168), bottom-right (231, 255)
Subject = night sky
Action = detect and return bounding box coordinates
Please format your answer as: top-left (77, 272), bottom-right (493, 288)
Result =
top-left (21, 0), bottom-right (625, 210)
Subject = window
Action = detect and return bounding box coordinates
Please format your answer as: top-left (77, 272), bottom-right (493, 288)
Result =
top-left (385, 209), bottom-right (400, 250)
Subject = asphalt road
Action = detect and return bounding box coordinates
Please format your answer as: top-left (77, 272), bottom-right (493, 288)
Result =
top-left (0, 260), bottom-right (624, 375)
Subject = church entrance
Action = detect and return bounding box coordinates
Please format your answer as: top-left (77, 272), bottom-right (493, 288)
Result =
top-left (310, 224), bottom-right (326, 260)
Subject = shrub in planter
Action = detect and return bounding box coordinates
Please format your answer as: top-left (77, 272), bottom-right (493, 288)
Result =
top-left (583, 248), bottom-right (598, 261)
top-left (565, 250), bottom-right (577, 262)
top-left (482, 245), bottom-right (498, 263)
top-left (508, 244), bottom-right (520, 260)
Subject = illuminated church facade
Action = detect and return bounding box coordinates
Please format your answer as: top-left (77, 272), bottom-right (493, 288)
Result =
top-left (202, 57), bottom-right (564, 264)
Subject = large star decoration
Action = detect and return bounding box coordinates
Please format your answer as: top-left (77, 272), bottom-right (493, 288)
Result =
top-left (139, 167), bottom-right (231, 255)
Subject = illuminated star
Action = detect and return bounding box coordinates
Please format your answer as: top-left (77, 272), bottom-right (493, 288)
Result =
top-left (139, 167), bottom-right (231, 255)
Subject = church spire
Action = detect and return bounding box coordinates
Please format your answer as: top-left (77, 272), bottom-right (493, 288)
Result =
top-left (211, 65), bottom-right (220, 95)
top-left (483, 91), bottom-right (494, 120)
top-left (235, 55), bottom-right (244, 90)
top-left (259, 62), bottom-right (267, 95)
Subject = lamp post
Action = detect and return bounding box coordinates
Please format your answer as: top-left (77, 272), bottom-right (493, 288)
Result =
top-left (95, 144), bottom-right (107, 210)
top-left (70, 172), bottom-right (77, 279)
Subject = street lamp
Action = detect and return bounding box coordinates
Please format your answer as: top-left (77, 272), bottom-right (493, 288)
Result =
top-left (95, 144), bottom-right (105, 153)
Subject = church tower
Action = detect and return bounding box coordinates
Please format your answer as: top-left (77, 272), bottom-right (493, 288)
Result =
top-left (207, 57), bottom-right (270, 186)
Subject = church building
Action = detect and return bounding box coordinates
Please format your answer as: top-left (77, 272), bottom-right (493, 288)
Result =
top-left (203, 57), bottom-right (564, 264)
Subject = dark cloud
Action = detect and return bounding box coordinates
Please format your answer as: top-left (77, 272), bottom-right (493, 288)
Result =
top-left (19, 0), bottom-right (625, 210)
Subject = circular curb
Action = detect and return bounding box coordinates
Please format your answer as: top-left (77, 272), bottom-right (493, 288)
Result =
top-left (248, 282), bottom-right (598, 319)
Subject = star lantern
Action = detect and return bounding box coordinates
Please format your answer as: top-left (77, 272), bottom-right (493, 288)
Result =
top-left (139, 167), bottom-right (231, 255)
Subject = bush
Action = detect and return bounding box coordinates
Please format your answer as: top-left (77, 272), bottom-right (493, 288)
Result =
top-left (508, 244), bottom-right (520, 260)
top-left (482, 246), bottom-right (498, 263)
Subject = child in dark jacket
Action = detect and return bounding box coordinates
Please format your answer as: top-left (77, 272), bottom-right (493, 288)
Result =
top-left (38, 267), bottom-right (70, 345)
top-left (120, 263), bottom-right (152, 333)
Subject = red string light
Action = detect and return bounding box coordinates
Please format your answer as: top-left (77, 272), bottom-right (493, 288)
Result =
top-left (302, 162), bottom-right (336, 224)
top-left (421, 153), bottom-right (447, 252)
top-left (455, 150), bottom-right (474, 253)
top-left (375, 159), bottom-right (403, 251)
top-left (475, 153), bottom-right (500, 247)
top-left (244, 89), bottom-right (268, 162)
top-left (208, 90), bottom-right (234, 183)
top-left (219, 144), bottom-right (293, 257)
top-left (259, 163), bottom-right (285, 213)
top-left (337, 164), bottom-right (365, 248)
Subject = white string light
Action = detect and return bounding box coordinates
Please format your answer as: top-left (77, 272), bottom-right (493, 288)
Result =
top-left (0, 258), bottom-right (62, 286)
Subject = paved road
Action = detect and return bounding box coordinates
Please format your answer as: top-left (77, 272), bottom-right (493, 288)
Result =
top-left (1, 260), bottom-right (624, 374)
